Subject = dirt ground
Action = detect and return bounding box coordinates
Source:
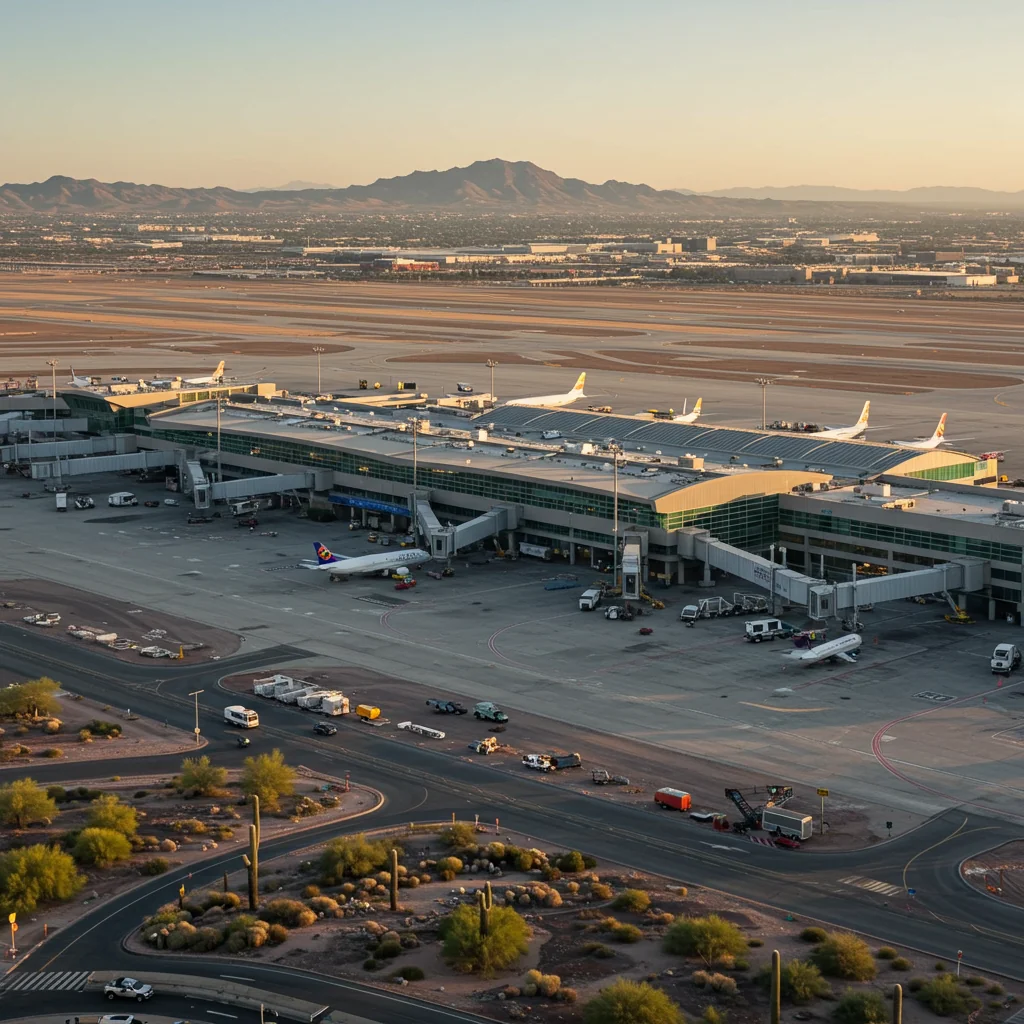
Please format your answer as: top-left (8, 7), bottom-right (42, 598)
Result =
top-left (0, 577), bottom-right (241, 662)
top-left (222, 668), bottom-right (878, 849)
top-left (126, 824), bottom-right (1022, 1024)
top-left (0, 691), bottom-right (200, 767)
top-left (961, 840), bottom-right (1024, 908)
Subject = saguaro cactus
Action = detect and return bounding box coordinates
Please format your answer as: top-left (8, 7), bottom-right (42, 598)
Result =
top-left (390, 848), bottom-right (399, 912)
top-left (241, 794), bottom-right (261, 910)
top-left (770, 949), bottom-right (781, 1024)
top-left (892, 984), bottom-right (903, 1024)
top-left (223, 871), bottom-right (229, 893)
top-left (478, 881), bottom-right (494, 937)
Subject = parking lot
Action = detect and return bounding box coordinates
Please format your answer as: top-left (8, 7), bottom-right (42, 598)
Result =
top-left (3, 469), bottom-right (1024, 838)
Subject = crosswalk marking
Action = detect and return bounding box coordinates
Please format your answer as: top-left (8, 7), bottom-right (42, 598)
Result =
top-left (839, 874), bottom-right (903, 897)
top-left (1001, 1010), bottom-right (1024, 1024)
top-left (0, 970), bottom-right (91, 993)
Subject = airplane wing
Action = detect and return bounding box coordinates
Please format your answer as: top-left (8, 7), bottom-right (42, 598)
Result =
top-left (836, 651), bottom-right (859, 663)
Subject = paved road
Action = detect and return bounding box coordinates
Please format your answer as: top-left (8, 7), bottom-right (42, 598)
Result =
top-left (1, 623), bottom-right (1022, 1024)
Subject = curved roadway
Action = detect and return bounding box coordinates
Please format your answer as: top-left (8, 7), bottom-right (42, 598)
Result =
top-left (1, 625), bottom-right (1022, 1022)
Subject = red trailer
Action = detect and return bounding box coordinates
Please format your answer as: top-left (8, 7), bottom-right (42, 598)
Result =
top-left (654, 787), bottom-right (692, 811)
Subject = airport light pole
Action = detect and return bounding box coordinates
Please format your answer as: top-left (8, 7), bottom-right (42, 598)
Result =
top-left (188, 689), bottom-right (204, 747)
top-left (312, 346), bottom-right (326, 395)
top-left (755, 377), bottom-right (774, 430)
top-left (486, 359), bottom-right (498, 403)
top-left (412, 418), bottom-right (418, 492)
top-left (612, 452), bottom-right (619, 590)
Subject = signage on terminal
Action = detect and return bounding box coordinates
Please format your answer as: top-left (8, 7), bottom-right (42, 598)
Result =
top-left (328, 494), bottom-right (409, 517)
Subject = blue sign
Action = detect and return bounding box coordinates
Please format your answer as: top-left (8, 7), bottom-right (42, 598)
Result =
top-left (328, 494), bottom-right (409, 517)
top-left (907, 888), bottom-right (916, 897)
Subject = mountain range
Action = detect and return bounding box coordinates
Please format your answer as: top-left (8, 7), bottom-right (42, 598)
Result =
top-left (1, 159), bottom-right (1021, 215)
top-left (688, 184), bottom-right (1024, 207)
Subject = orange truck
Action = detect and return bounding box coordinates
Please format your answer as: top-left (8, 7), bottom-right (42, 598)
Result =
top-left (654, 787), bottom-right (692, 812)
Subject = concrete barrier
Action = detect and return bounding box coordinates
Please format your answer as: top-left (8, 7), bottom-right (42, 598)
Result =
top-left (86, 972), bottom-right (328, 1022)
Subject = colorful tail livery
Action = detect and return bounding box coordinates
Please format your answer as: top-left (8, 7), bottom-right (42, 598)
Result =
top-left (571, 372), bottom-right (586, 393)
top-left (314, 542), bottom-right (340, 565)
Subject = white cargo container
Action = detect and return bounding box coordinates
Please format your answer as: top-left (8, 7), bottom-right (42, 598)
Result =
top-left (320, 694), bottom-right (350, 716)
top-left (296, 691), bottom-right (330, 710)
top-left (761, 807), bottom-right (813, 840)
top-left (276, 686), bottom-right (315, 704)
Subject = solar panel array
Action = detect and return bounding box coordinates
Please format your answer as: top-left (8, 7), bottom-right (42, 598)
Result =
top-left (483, 407), bottom-right (952, 476)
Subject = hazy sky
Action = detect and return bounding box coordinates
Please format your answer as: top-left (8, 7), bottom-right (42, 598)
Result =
top-left (3, 0), bottom-right (1023, 191)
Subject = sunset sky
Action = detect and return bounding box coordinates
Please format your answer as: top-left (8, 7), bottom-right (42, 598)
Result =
top-left (3, 0), bottom-right (1022, 191)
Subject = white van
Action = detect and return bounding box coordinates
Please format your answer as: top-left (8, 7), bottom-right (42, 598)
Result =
top-left (744, 619), bottom-right (791, 642)
top-left (224, 705), bottom-right (259, 728)
top-left (579, 588), bottom-right (603, 611)
top-left (108, 492), bottom-right (138, 507)
top-left (229, 499), bottom-right (260, 516)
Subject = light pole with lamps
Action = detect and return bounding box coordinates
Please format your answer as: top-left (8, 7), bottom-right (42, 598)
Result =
top-left (612, 452), bottom-right (619, 590)
top-left (46, 359), bottom-right (59, 480)
top-left (486, 359), bottom-right (498, 403)
top-left (188, 689), bottom-right (204, 747)
top-left (755, 377), bottom-right (775, 431)
top-left (312, 346), bottom-right (326, 395)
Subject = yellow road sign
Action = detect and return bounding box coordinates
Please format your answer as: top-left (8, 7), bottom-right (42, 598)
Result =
top-left (816, 788), bottom-right (829, 797)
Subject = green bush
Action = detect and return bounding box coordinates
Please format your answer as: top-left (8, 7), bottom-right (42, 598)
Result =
top-left (377, 939), bottom-right (402, 959)
top-left (46, 785), bottom-right (67, 804)
top-left (703, 1006), bottom-right (727, 1024)
top-left (88, 719), bottom-right (122, 738)
top-left (141, 857), bottom-right (170, 876)
top-left (591, 882), bottom-right (613, 900)
top-left (877, 946), bottom-right (898, 960)
top-left (758, 959), bottom-right (830, 1004)
top-left (267, 923), bottom-right (289, 945)
top-left (259, 898), bottom-right (317, 928)
top-left (556, 850), bottom-right (586, 873)
top-left (241, 748), bottom-right (295, 812)
top-left (611, 923), bottom-right (643, 943)
top-left (583, 979), bottom-right (685, 1024)
top-left (0, 778), bottom-right (60, 828)
top-left (964, 976), bottom-right (985, 988)
top-left (986, 983), bottom-right (1005, 996)
top-left (440, 902), bottom-right (531, 976)
top-left (0, 678), bottom-right (61, 718)
top-left (809, 932), bottom-right (877, 981)
top-left (612, 888), bottom-right (651, 913)
top-left (393, 965), bottom-right (425, 981)
top-left (801, 926), bottom-right (828, 943)
top-left (435, 856), bottom-right (463, 876)
top-left (438, 822), bottom-right (477, 848)
top-left (748, 937), bottom-right (764, 947)
top-left (302, 884), bottom-right (321, 898)
top-left (191, 925), bottom-right (225, 952)
top-left (363, 957), bottom-right (380, 971)
top-left (916, 975), bottom-right (980, 1016)
top-left (891, 957), bottom-right (912, 971)
top-left (88, 794), bottom-right (138, 837)
top-left (179, 755), bottom-right (228, 796)
top-left (583, 941), bottom-right (615, 958)
top-left (318, 833), bottom-right (393, 884)
top-left (39, 747), bottom-right (63, 758)
top-left (664, 914), bottom-right (748, 963)
top-left (0, 843), bottom-right (85, 915)
top-left (833, 989), bottom-right (888, 1024)
top-left (907, 978), bottom-right (925, 993)
top-left (73, 827), bottom-right (132, 867)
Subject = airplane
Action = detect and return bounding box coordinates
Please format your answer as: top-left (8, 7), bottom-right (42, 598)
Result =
top-left (69, 369), bottom-right (95, 388)
top-left (506, 372), bottom-right (587, 408)
top-left (302, 541), bottom-right (431, 579)
top-left (782, 633), bottom-right (862, 665)
top-left (456, 382), bottom-right (474, 393)
top-left (812, 401), bottom-right (870, 440)
top-left (674, 397), bottom-right (702, 424)
top-left (638, 397), bottom-right (703, 423)
top-left (148, 361), bottom-right (226, 389)
top-left (890, 414), bottom-right (972, 450)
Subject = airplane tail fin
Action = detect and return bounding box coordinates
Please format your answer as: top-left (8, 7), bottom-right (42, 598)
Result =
top-left (314, 541), bottom-right (339, 565)
top-left (857, 400), bottom-right (870, 426)
top-left (213, 360), bottom-right (225, 379)
top-left (930, 413), bottom-right (948, 444)
top-left (571, 372), bottom-right (586, 393)
top-left (693, 397), bottom-right (702, 417)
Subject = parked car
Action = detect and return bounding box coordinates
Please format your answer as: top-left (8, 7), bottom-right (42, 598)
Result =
top-left (144, 500), bottom-right (160, 508)
top-left (313, 721), bottom-right (338, 736)
top-left (100, 1016), bottom-right (138, 1024)
top-left (774, 836), bottom-right (802, 850)
top-left (104, 978), bottom-right (154, 1002)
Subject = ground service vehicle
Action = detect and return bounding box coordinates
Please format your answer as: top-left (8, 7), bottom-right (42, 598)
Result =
top-left (74, 495), bottom-right (95, 509)
top-left (425, 699), bottom-right (467, 715)
top-left (522, 754), bottom-right (553, 771)
top-left (579, 588), bottom-right (602, 611)
top-left (55, 492), bottom-right (67, 511)
top-left (474, 701), bottom-right (508, 723)
top-left (654, 788), bottom-right (692, 811)
top-left (744, 619), bottom-right (794, 642)
top-left (100, 1016), bottom-right (139, 1024)
top-left (761, 807), bottom-right (813, 840)
top-left (313, 721), bottom-right (337, 736)
top-left (223, 706), bottom-right (259, 728)
top-left (356, 704), bottom-right (381, 721)
top-left (108, 492), bottom-right (138, 507)
top-left (991, 643), bottom-right (1022, 673)
top-left (591, 769), bottom-right (630, 785)
top-left (469, 736), bottom-right (499, 754)
top-left (548, 752), bottom-right (582, 770)
top-left (104, 978), bottom-right (154, 1002)
top-left (230, 499), bottom-right (260, 516)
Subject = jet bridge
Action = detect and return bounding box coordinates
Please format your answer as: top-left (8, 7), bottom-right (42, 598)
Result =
top-left (29, 450), bottom-right (177, 478)
top-left (410, 495), bottom-right (518, 559)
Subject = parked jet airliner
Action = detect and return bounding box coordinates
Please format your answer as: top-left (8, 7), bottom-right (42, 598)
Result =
top-left (813, 401), bottom-right (870, 440)
top-left (506, 372), bottom-right (587, 408)
top-left (783, 634), bottom-right (862, 665)
top-left (891, 414), bottom-right (966, 450)
top-left (302, 541), bottom-right (430, 579)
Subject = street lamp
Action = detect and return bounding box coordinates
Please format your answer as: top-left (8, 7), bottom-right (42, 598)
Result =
top-left (188, 689), bottom-right (204, 747)
top-left (755, 377), bottom-right (775, 431)
top-left (46, 360), bottom-right (58, 433)
top-left (412, 418), bottom-right (418, 492)
top-left (612, 452), bottom-right (619, 589)
top-left (312, 346), bottom-right (326, 396)
top-left (486, 359), bottom-right (498, 403)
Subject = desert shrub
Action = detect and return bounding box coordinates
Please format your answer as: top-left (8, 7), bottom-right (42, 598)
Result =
top-left (224, 931), bottom-right (246, 953)
top-left (134, 791), bottom-right (148, 799)
top-left (664, 914), bottom-right (748, 963)
top-left (73, 827), bottom-right (132, 867)
top-left (302, 884), bottom-right (321, 898)
top-left (46, 785), bottom-right (67, 803)
top-left (809, 933), bottom-right (877, 981)
top-left (441, 902), bottom-right (531, 976)
top-left (833, 989), bottom-right (887, 1024)
top-left (907, 978), bottom-right (925, 992)
top-left (0, 843), bottom-right (85, 914)
top-left (703, 1007), bottom-right (727, 1024)
top-left (758, 959), bottom-right (831, 1004)
top-left (438, 822), bottom-right (477, 848)
top-left (241, 748), bottom-right (295, 812)
top-left (537, 973), bottom-right (561, 997)
top-left (88, 719), bottom-right (122, 738)
top-left (363, 958), bottom-right (380, 971)
top-left (78, 729), bottom-right (92, 743)
top-left (406, 875), bottom-right (420, 888)
top-left (583, 941), bottom-right (615, 958)
top-left (178, 754), bottom-right (227, 796)
top-left (141, 857), bottom-right (170, 876)
top-left (876, 946), bottom-right (898, 960)
top-left (611, 923), bottom-right (643, 944)
top-left (259, 898), bottom-right (316, 927)
top-left (556, 850), bottom-right (586, 873)
top-left (436, 856), bottom-right (463, 875)
top-left (964, 976), bottom-right (985, 988)
top-left (544, 890), bottom-right (563, 908)
top-left (986, 983), bottom-right (1005, 996)
top-left (591, 882), bottom-right (613, 900)
top-left (44, 718), bottom-right (61, 734)
top-left (916, 975), bottom-right (980, 1016)
top-left (394, 965), bottom-right (425, 981)
top-left (891, 957), bottom-right (912, 971)
top-left (191, 926), bottom-right (225, 952)
top-left (267, 923), bottom-right (289, 945)
top-left (318, 833), bottom-right (393, 884)
top-left (0, 678), bottom-right (61, 717)
top-left (0, 778), bottom-right (60, 828)
top-left (39, 747), bottom-right (63, 758)
top-left (159, 838), bottom-right (177, 853)
top-left (583, 979), bottom-right (685, 1024)
top-left (171, 818), bottom-right (207, 835)
top-left (377, 939), bottom-right (402, 959)
top-left (612, 888), bottom-right (651, 913)
top-left (935, 962), bottom-right (946, 971)
top-left (748, 937), bottom-right (764, 947)
top-left (88, 793), bottom-right (138, 837)
top-left (486, 841), bottom-right (506, 860)
top-left (309, 895), bottom-right (339, 914)
top-left (801, 926), bottom-right (828, 943)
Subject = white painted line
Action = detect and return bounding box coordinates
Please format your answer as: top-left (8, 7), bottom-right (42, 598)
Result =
top-left (220, 975), bottom-right (254, 981)
top-left (207, 1012), bottom-right (238, 1019)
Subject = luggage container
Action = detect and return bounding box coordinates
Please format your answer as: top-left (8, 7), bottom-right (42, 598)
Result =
top-left (356, 704), bottom-right (381, 720)
top-left (320, 693), bottom-right (350, 716)
top-left (654, 787), bottom-right (692, 811)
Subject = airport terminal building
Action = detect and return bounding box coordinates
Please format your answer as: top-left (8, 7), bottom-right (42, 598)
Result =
top-left (4, 385), bottom-right (1021, 621)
